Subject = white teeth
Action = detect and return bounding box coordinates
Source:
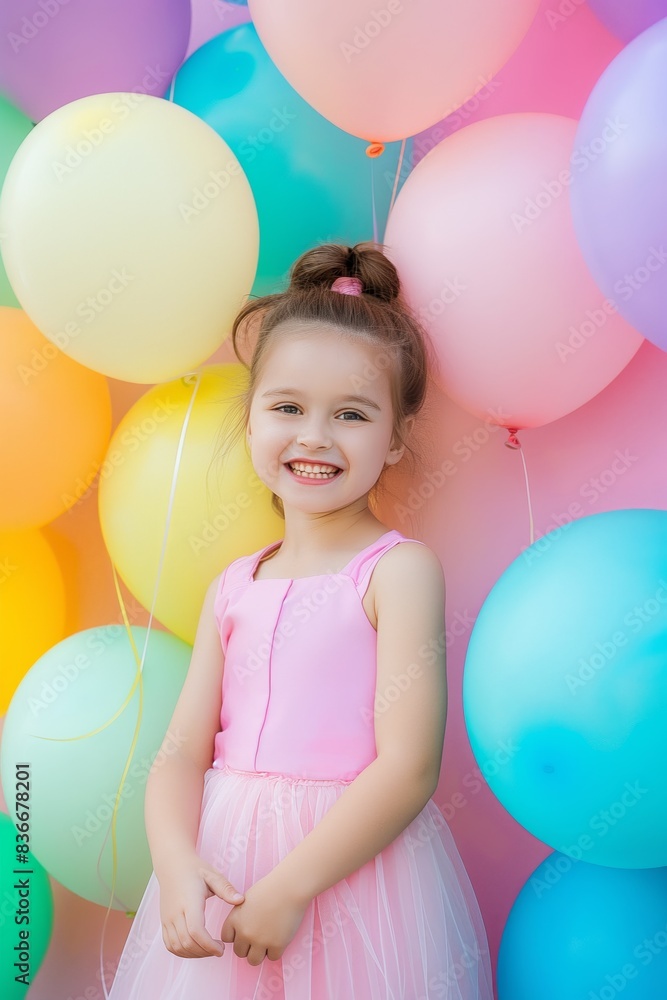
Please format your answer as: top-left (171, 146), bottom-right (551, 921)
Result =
top-left (288, 462), bottom-right (340, 479)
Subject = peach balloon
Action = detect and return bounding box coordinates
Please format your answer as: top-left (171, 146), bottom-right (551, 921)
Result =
top-left (0, 529), bottom-right (66, 713)
top-left (247, 0), bottom-right (541, 142)
top-left (384, 113), bottom-right (644, 429)
top-left (0, 307), bottom-right (112, 528)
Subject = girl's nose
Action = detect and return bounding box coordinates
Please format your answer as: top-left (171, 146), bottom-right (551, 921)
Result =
top-left (296, 425), bottom-right (333, 449)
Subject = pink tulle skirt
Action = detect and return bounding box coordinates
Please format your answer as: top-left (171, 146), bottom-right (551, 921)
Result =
top-left (108, 765), bottom-right (494, 999)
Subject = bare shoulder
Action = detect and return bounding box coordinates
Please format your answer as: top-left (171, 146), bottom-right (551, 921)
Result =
top-left (369, 541), bottom-right (445, 623)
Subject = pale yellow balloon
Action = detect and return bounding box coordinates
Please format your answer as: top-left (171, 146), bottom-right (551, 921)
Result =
top-left (0, 529), bottom-right (66, 714)
top-left (0, 94), bottom-right (259, 383)
top-left (98, 364), bottom-right (283, 643)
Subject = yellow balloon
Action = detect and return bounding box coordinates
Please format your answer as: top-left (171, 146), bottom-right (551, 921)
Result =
top-left (98, 364), bottom-right (283, 643)
top-left (0, 94), bottom-right (259, 383)
top-left (0, 529), bottom-right (66, 714)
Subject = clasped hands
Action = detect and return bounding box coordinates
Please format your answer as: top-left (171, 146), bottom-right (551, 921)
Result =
top-left (159, 856), bottom-right (311, 966)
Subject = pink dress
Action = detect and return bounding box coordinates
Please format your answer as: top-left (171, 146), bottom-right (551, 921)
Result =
top-left (109, 529), bottom-right (494, 999)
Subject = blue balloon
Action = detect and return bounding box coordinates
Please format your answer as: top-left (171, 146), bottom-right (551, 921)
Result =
top-left (173, 24), bottom-right (410, 296)
top-left (498, 854), bottom-right (667, 999)
top-left (463, 508), bottom-right (667, 868)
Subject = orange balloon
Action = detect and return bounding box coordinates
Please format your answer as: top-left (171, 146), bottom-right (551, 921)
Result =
top-left (0, 307), bottom-right (112, 527)
top-left (0, 528), bottom-right (66, 713)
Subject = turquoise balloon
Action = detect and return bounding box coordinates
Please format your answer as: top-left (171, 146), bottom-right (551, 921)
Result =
top-left (498, 854), bottom-right (667, 999)
top-left (0, 626), bottom-right (191, 910)
top-left (173, 24), bottom-right (410, 296)
top-left (0, 813), bottom-right (53, 998)
top-left (0, 94), bottom-right (32, 307)
top-left (463, 508), bottom-right (667, 868)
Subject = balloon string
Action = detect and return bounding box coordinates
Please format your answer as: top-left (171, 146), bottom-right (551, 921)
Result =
top-left (388, 138), bottom-right (406, 218)
top-left (371, 155), bottom-right (379, 244)
top-left (504, 428), bottom-right (534, 546)
top-left (99, 371), bottom-right (202, 998)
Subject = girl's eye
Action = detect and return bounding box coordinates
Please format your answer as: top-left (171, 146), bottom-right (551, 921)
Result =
top-left (274, 404), bottom-right (300, 414)
top-left (339, 411), bottom-right (365, 421)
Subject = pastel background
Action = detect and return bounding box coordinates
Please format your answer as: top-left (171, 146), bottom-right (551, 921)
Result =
top-left (0, 1), bottom-right (665, 998)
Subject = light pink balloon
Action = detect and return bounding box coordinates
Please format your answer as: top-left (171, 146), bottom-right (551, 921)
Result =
top-left (247, 0), bottom-right (542, 142)
top-left (384, 113), bottom-right (644, 430)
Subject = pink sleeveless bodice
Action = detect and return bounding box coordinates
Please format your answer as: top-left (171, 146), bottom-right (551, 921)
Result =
top-left (212, 529), bottom-right (425, 781)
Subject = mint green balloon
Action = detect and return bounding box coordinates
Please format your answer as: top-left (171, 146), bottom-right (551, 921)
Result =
top-left (173, 24), bottom-right (411, 296)
top-left (0, 813), bottom-right (53, 998)
top-left (0, 626), bottom-right (191, 910)
top-left (0, 95), bottom-right (32, 307)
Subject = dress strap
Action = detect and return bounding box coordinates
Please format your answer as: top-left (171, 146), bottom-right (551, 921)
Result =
top-left (347, 530), bottom-right (427, 598)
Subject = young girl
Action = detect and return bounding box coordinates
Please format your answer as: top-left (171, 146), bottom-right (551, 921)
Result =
top-left (108, 243), bottom-right (494, 999)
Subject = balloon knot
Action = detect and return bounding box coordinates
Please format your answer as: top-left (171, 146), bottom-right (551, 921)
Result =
top-left (505, 427), bottom-right (522, 450)
top-left (365, 142), bottom-right (385, 158)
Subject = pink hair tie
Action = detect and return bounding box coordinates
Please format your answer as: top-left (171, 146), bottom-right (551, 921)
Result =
top-left (331, 276), bottom-right (363, 296)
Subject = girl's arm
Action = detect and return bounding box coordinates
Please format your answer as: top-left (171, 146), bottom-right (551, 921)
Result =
top-left (267, 542), bottom-right (448, 905)
top-left (144, 575), bottom-right (225, 879)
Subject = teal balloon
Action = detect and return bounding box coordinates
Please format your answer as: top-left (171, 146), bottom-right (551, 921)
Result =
top-left (498, 854), bottom-right (667, 999)
top-left (0, 626), bottom-right (191, 910)
top-left (173, 24), bottom-right (410, 296)
top-left (0, 94), bottom-right (32, 307)
top-left (463, 508), bottom-right (667, 868)
top-left (0, 813), bottom-right (53, 998)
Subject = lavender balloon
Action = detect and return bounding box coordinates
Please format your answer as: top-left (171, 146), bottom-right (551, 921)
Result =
top-left (570, 18), bottom-right (667, 353)
top-left (0, 0), bottom-right (191, 122)
top-left (588, 0), bottom-right (667, 42)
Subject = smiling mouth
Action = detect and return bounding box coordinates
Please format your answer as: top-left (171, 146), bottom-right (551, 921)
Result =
top-left (286, 462), bottom-right (342, 480)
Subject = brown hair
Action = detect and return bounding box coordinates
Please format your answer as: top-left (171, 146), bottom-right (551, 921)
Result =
top-left (211, 241), bottom-right (437, 522)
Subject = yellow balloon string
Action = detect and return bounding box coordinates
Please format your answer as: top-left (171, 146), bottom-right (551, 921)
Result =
top-left (504, 428), bottom-right (535, 546)
top-left (96, 370), bottom-right (202, 997)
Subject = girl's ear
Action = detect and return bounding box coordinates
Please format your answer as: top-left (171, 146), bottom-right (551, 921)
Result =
top-left (384, 416), bottom-right (415, 467)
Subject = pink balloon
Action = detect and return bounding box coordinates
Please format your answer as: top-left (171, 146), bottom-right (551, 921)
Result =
top-left (384, 113), bottom-right (644, 430)
top-left (0, 0), bottom-right (191, 122)
top-left (247, 0), bottom-right (541, 142)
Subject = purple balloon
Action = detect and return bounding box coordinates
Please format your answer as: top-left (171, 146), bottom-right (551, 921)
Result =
top-left (587, 0), bottom-right (667, 42)
top-left (0, 0), bottom-right (191, 122)
top-left (569, 18), bottom-right (667, 352)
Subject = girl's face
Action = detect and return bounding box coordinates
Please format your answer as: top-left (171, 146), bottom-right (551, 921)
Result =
top-left (246, 323), bottom-right (408, 513)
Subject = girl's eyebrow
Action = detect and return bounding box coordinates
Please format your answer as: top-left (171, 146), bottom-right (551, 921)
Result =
top-left (261, 388), bottom-right (381, 411)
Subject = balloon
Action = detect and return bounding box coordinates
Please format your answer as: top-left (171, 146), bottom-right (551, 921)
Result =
top-left (0, 529), bottom-right (66, 714)
top-left (0, 814), bottom-right (54, 998)
top-left (173, 24), bottom-right (409, 296)
top-left (0, 95), bottom-right (32, 307)
top-left (587, 0), bottom-right (667, 42)
top-left (0, 625), bottom-right (192, 910)
top-left (463, 508), bottom-right (667, 868)
top-left (498, 855), bottom-right (667, 999)
top-left (0, 307), bottom-right (112, 528)
top-left (0, 0), bottom-right (191, 122)
top-left (570, 19), bottom-right (667, 353)
top-left (248, 0), bottom-right (541, 142)
top-left (0, 94), bottom-right (259, 383)
top-left (385, 113), bottom-right (644, 429)
top-left (98, 365), bottom-right (284, 644)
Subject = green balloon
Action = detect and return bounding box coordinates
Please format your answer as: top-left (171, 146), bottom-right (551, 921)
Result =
top-left (0, 626), bottom-right (192, 910)
top-left (0, 813), bottom-right (53, 999)
top-left (0, 95), bottom-right (32, 307)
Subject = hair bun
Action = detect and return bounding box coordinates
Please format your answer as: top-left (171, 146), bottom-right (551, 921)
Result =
top-left (289, 241), bottom-right (401, 303)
